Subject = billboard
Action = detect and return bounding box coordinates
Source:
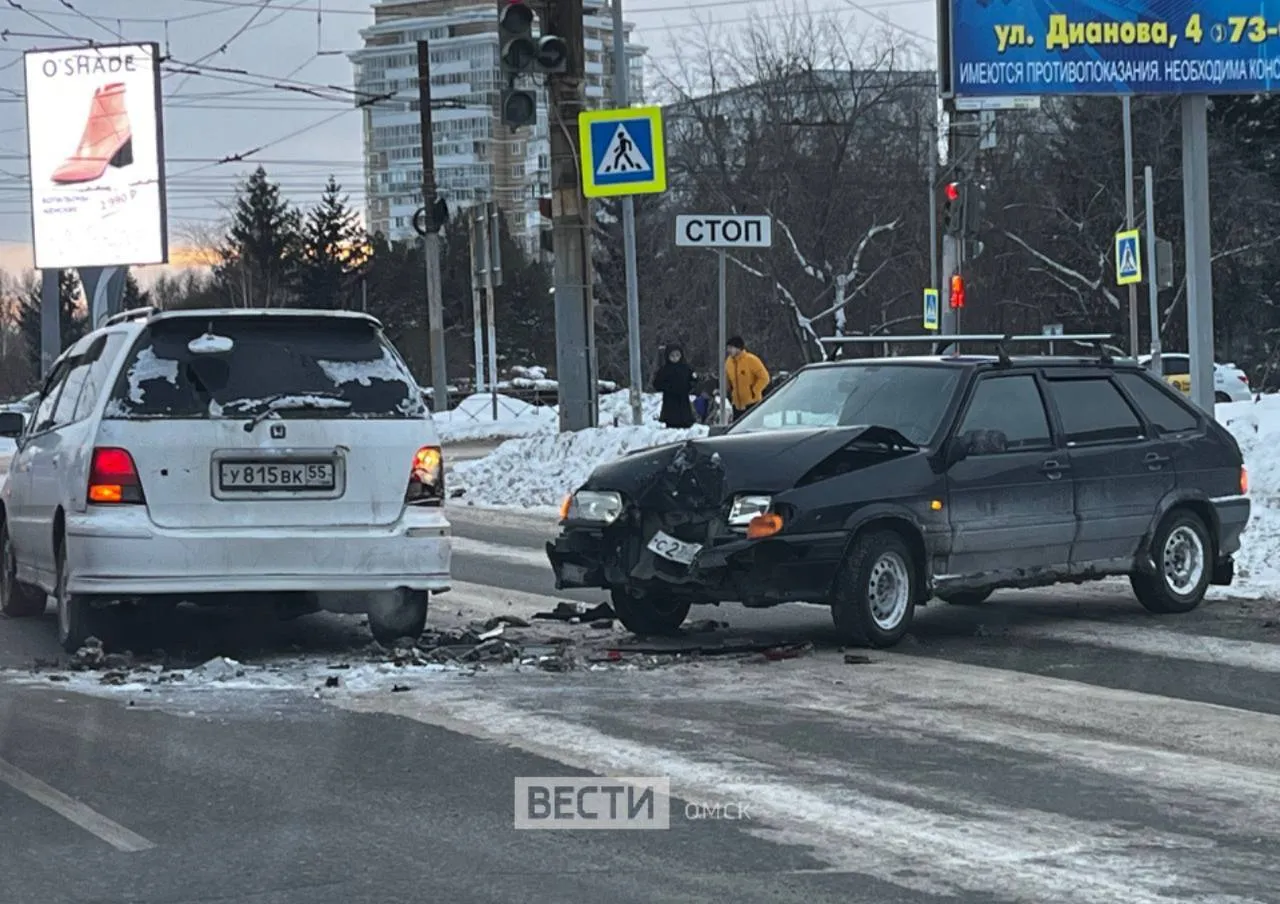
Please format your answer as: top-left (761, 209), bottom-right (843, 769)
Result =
top-left (945, 0), bottom-right (1280, 96)
top-left (23, 42), bottom-right (168, 270)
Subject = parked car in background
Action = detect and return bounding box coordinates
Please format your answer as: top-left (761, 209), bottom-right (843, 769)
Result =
top-left (1139, 354), bottom-right (1252, 403)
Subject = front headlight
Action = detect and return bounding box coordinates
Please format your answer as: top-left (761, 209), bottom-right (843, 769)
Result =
top-left (728, 494), bottom-right (772, 527)
top-left (566, 490), bottom-right (624, 524)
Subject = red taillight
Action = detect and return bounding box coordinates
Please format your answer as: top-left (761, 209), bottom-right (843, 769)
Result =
top-left (88, 447), bottom-right (144, 504)
top-left (1241, 466), bottom-right (1249, 495)
top-left (1240, 375), bottom-right (1250, 384)
top-left (405, 445), bottom-right (444, 506)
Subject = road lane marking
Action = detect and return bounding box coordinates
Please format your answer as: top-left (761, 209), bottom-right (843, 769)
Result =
top-left (0, 757), bottom-right (155, 852)
top-left (1000, 621), bottom-right (1280, 673)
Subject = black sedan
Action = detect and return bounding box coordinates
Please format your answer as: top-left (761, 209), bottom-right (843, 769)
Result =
top-left (547, 354), bottom-right (1250, 648)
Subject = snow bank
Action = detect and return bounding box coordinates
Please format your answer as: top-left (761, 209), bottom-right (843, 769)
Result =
top-left (434, 390), bottom-right (672, 442)
top-left (1219, 397), bottom-right (1280, 590)
top-left (433, 392), bottom-right (557, 442)
top-left (452, 423), bottom-right (708, 509)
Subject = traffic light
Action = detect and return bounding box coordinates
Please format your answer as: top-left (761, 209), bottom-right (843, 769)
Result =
top-left (498, 1), bottom-right (569, 129)
top-left (949, 273), bottom-right (965, 309)
top-left (963, 183), bottom-right (986, 237)
top-left (942, 181), bottom-right (963, 235)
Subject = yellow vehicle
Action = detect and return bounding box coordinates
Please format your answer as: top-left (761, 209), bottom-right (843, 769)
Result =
top-left (1166, 373), bottom-right (1191, 395)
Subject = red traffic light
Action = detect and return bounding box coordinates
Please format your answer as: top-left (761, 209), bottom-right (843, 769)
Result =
top-left (944, 182), bottom-right (960, 202)
top-left (949, 274), bottom-right (965, 309)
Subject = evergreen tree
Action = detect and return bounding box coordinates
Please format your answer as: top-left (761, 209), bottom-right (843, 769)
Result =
top-left (19, 270), bottom-right (87, 382)
top-left (217, 166), bottom-right (300, 308)
top-left (120, 270), bottom-right (151, 310)
top-left (297, 176), bottom-right (367, 309)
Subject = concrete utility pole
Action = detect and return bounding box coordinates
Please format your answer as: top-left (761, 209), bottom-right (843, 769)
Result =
top-left (546, 0), bottom-right (596, 431)
top-left (939, 112), bottom-right (964, 338)
top-left (1182, 95), bottom-right (1215, 413)
top-left (1122, 95), bottom-right (1139, 357)
top-left (417, 40), bottom-right (450, 413)
top-left (611, 0), bottom-right (643, 426)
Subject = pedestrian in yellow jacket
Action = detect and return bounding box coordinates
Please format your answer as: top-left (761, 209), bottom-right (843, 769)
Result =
top-left (724, 335), bottom-right (770, 418)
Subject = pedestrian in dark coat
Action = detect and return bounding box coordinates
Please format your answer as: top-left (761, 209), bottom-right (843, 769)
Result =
top-left (653, 343), bottom-right (696, 428)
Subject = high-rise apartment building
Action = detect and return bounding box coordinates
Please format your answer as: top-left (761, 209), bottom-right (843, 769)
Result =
top-left (350, 0), bottom-right (645, 252)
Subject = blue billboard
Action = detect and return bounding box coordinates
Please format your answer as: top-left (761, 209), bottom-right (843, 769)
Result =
top-left (947, 0), bottom-right (1280, 95)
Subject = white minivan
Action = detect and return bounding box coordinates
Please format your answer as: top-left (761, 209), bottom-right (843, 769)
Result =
top-left (0, 308), bottom-right (451, 652)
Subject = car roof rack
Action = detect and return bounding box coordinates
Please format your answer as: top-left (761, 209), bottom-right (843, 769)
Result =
top-left (818, 333), bottom-right (1121, 364)
top-left (102, 306), bottom-right (157, 327)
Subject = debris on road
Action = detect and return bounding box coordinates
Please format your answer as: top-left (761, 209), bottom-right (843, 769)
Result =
top-left (843, 653), bottom-right (873, 665)
top-left (533, 601), bottom-right (616, 623)
top-left (192, 656), bottom-right (246, 681)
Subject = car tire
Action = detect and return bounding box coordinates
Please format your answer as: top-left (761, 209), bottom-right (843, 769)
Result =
top-left (54, 538), bottom-right (103, 653)
top-left (367, 589), bottom-right (429, 645)
top-left (609, 585), bottom-right (691, 636)
top-left (830, 529), bottom-right (917, 648)
top-left (1131, 509), bottom-right (1212, 615)
top-left (0, 521), bottom-right (47, 618)
top-left (1215, 391), bottom-right (1231, 404)
top-left (937, 589), bottom-right (993, 606)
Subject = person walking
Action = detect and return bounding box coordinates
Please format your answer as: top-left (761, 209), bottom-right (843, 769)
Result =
top-left (725, 336), bottom-right (769, 420)
top-left (653, 342), bottom-right (696, 428)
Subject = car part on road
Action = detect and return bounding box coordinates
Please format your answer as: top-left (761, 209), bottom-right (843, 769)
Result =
top-left (0, 521), bottom-right (45, 617)
top-left (830, 529), bottom-right (917, 648)
top-left (366, 589), bottom-right (430, 645)
top-left (1131, 508), bottom-right (1213, 614)
top-left (938, 589), bottom-right (993, 606)
top-left (609, 584), bottom-right (692, 636)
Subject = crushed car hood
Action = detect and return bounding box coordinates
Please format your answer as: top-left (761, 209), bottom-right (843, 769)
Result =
top-left (581, 426), bottom-right (918, 505)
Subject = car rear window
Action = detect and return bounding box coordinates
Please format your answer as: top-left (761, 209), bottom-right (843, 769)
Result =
top-left (104, 316), bottom-right (425, 420)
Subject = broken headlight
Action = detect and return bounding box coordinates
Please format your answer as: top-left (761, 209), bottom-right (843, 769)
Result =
top-left (728, 494), bottom-right (772, 529)
top-left (566, 490), bottom-right (624, 524)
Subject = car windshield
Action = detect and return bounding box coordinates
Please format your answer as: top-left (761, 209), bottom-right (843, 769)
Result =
top-left (104, 315), bottom-right (425, 420)
top-left (731, 363), bottom-right (961, 445)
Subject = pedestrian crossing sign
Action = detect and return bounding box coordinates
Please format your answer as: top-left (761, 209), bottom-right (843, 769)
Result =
top-left (1115, 229), bottom-right (1142, 285)
top-left (579, 105), bottom-right (667, 199)
top-left (923, 288), bottom-right (940, 331)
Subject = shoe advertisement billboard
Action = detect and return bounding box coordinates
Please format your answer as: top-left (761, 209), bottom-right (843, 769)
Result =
top-left (22, 42), bottom-right (167, 270)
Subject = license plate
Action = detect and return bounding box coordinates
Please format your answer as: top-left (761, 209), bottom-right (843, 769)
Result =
top-left (218, 461), bottom-right (336, 491)
top-left (646, 530), bottom-right (702, 566)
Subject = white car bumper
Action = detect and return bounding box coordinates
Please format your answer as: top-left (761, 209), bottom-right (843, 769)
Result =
top-left (64, 507), bottom-right (451, 596)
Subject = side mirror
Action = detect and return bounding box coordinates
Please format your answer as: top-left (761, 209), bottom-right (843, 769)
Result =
top-left (707, 423), bottom-right (730, 437)
top-left (0, 411), bottom-right (26, 438)
top-left (946, 433), bottom-right (972, 466)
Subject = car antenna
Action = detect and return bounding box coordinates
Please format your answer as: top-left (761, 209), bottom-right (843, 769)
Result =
top-left (995, 334), bottom-right (1012, 367)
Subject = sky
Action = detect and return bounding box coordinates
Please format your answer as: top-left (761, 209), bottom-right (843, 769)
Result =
top-left (0, 0), bottom-right (938, 280)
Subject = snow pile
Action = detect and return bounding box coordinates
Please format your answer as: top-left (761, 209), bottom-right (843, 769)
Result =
top-left (452, 423), bottom-right (708, 509)
top-left (433, 390), bottom-right (671, 442)
top-left (1219, 397), bottom-right (1280, 589)
top-left (433, 392), bottom-right (557, 441)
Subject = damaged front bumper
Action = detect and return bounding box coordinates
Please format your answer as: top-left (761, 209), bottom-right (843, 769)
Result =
top-left (546, 524), bottom-right (848, 607)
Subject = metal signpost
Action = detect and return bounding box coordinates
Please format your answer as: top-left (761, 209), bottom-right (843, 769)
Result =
top-left (674, 215), bottom-right (773, 425)
top-left (1144, 165), bottom-right (1163, 376)
top-left (579, 103), bottom-right (667, 427)
top-left (938, 0), bottom-right (1264, 413)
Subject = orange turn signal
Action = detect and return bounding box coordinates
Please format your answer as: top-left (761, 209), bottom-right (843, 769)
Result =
top-left (88, 484), bottom-right (124, 503)
top-left (746, 513), bottom-right (783, 539)
top-left (1241, 466), bottom-right (1249, 495)
top-left (559, 493), bottom-right (573, 521)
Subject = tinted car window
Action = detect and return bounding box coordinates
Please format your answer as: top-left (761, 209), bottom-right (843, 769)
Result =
top-left (52, 360), bottom-right (93, 427)
top-left (1159, 356), bottom-right (1190, 376)
top-left (73, 334), bottom-right (128, 423)
top-left (30, 360), bottom-right (70, 432)
top-left (1047, 378), bottom-right (1144, 444)
top-left (1114, 371), bottom-right (1199, 434)
top-left (957, 375), bottom-right (1051, 451)
top-left (731, 364), bottom-right (962, 446)
top-left (104, 316), bottom-right (425, 420)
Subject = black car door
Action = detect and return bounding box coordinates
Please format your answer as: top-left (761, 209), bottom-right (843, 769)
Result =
top-left (1042, 374), bottom-right (1177, 571)
top-left (944, 372), bottom-right (1075, 579)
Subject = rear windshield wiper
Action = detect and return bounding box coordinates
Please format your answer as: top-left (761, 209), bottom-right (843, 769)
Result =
top-left (241, 393), bottom-right (351, 432)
